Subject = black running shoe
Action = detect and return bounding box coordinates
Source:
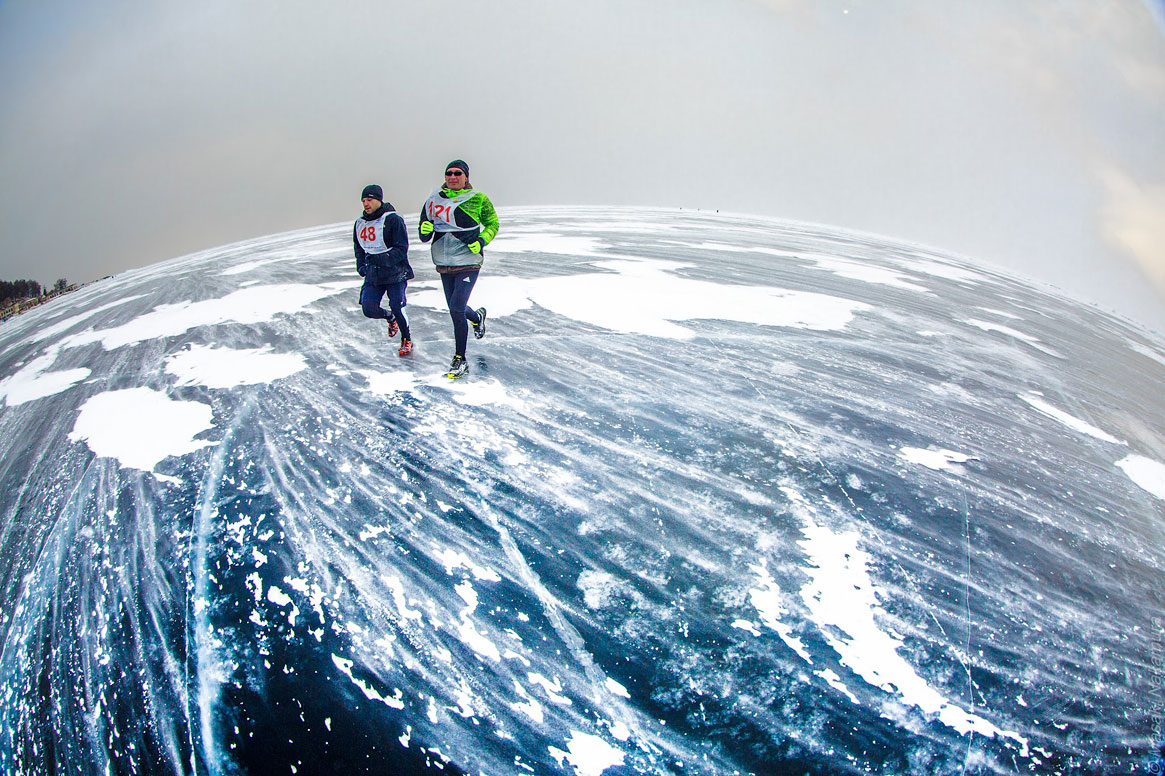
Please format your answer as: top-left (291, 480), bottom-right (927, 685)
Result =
top-left (472, 307), bottom-right (487, 339)
top-left (445, 355), bottom-right (468, 379)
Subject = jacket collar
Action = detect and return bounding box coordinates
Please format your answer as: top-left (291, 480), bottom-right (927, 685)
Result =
top-left (361, 203), bottom-right (392, 220)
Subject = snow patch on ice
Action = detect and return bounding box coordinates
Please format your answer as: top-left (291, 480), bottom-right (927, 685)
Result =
top-left (384, 575), bottom-right (423, 621)
top-left (553, 259), bottom-right (864, 336)
top-left (898, 447), bottom-right (977, 473)
top-left (435, 376), bottom-right (526, 408)
top-left (358, 369), bottom-right (420, 396)
top-left (408, 277), bottom-right (535, 318)
top-left (512, 680), bottom-right (545, 723)
top-left (604, 677), bottom-right (630, 699)
top-left (436, 551), bottom-right (503, 661)
top-left (331, 655), bottom-right (405, 709)
top-left (60, 283), bottom-right (348, 351)
top-left (816, 668), bottom-right (860, 703)
top-left (454, 584), bottom-right (501, 662)
top-left (266, 585), bottom-right (300, 626)
top-left (809, 256), bottom-right (930, 291)
top-left (747, 563), bottom-right (813, 663)
top-left (963, 319), bottom-right (1063, 358)
top-left (0, 346), bottom-right (89, 406)
top-left (166, 344), bottom-right (307, 388)
top-left (411, 258), bottom-right (867, 338)
top-left (1116, 455), bottom-right (1165, 500)
top-left (359, 369), bottom-right (523, 408)
top-left (608, 721), bottom-right (631, 742)
top-left (731, 619), bottom-right (761, 636)
top-left (455, 581), bottom-right (479, 609)
top-left (529, 673), bottom-right (572, 705)
top-left (796, 522), bottom-right (1027, 750)
top-left (436, 549), bottom-right (501, 582)
top-left (1018, 393), bottom-right (1124, 445)
top-left (68, 387), bottom-right (215, 471)
top-left (548, 731), bottom-right (625, 776)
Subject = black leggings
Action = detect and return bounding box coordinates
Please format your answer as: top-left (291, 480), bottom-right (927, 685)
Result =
top-left (360, 279), bottom-right (410, 339)
top-left (441, 270), bottom-right (481, 357)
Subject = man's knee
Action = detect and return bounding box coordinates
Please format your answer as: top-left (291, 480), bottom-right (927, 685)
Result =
top-left (361, 301), bottom-right (383, 319)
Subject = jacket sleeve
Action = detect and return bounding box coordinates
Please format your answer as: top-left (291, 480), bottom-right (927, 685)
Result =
top-left (419, 205), bottom-right (433, 243)
top-left (477, 194), bottom-right (500, 246)
top-left (353, 222), bottom-right (367, 277)
top-left (386, 213), bottom-right (409, 263)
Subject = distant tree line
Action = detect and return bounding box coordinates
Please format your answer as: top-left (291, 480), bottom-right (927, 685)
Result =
top-left (1, 279), bottom-right (43, 304)
top-left (1, 278), bottom-right (71, 301)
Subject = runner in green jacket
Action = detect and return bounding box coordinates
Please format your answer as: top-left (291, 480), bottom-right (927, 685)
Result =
top-left (419, 159), bottom-right (500, 379)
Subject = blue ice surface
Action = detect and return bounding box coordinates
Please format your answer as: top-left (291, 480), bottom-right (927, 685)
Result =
top-left (0, 207), bottom-right (1163, 775)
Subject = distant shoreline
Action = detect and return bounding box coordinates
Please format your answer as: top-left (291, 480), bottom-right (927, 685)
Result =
top-left (0, 284), bottom-right (79, 324)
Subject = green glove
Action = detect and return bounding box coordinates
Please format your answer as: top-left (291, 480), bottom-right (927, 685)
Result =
top-left (419, 221), bottom-right (434, 235)
top-left (468, 240), bottom-right (482, 254)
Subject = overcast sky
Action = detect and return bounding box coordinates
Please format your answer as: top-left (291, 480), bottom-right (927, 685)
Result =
top-left (2, 0), bottom-right (1164, 331)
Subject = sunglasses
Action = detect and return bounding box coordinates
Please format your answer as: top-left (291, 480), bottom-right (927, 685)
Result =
top-left (445, 170), bottom-right (464, 176)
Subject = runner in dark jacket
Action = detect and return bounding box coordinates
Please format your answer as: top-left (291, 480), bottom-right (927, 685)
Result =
top-left (355, 184), bottom-right (414, 356)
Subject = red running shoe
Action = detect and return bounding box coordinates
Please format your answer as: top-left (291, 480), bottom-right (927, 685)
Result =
top-left (386, 317), bottom-right (399, 338)
top-left (398, 338), bottom-right (413, 356)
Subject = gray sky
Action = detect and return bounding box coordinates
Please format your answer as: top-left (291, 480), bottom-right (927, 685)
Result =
top-left (2, 0), bottom-right (1164, 332)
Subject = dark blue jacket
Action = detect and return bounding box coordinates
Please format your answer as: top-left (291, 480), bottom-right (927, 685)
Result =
top-left (355, 204), bottom-right (413, 286)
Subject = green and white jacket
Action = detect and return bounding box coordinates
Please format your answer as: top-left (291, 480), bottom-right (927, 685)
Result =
top-left (419, 186), bottom-right (500, 270)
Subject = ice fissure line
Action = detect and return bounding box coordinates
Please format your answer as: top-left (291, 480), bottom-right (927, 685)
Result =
top-left (960, 487), bottom-right (975, 775)
top-left (187, 396), bottom-right (255, 776)
top-left (0, 449), bottom-right (105, 769)
top-left (473, 494), bottom-right (631, 722)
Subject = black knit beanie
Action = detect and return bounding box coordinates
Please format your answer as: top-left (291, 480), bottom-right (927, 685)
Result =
top-left (445, 160), bottom-right (469, 178)
top-left (361, 184), bottom-right (383, 202)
